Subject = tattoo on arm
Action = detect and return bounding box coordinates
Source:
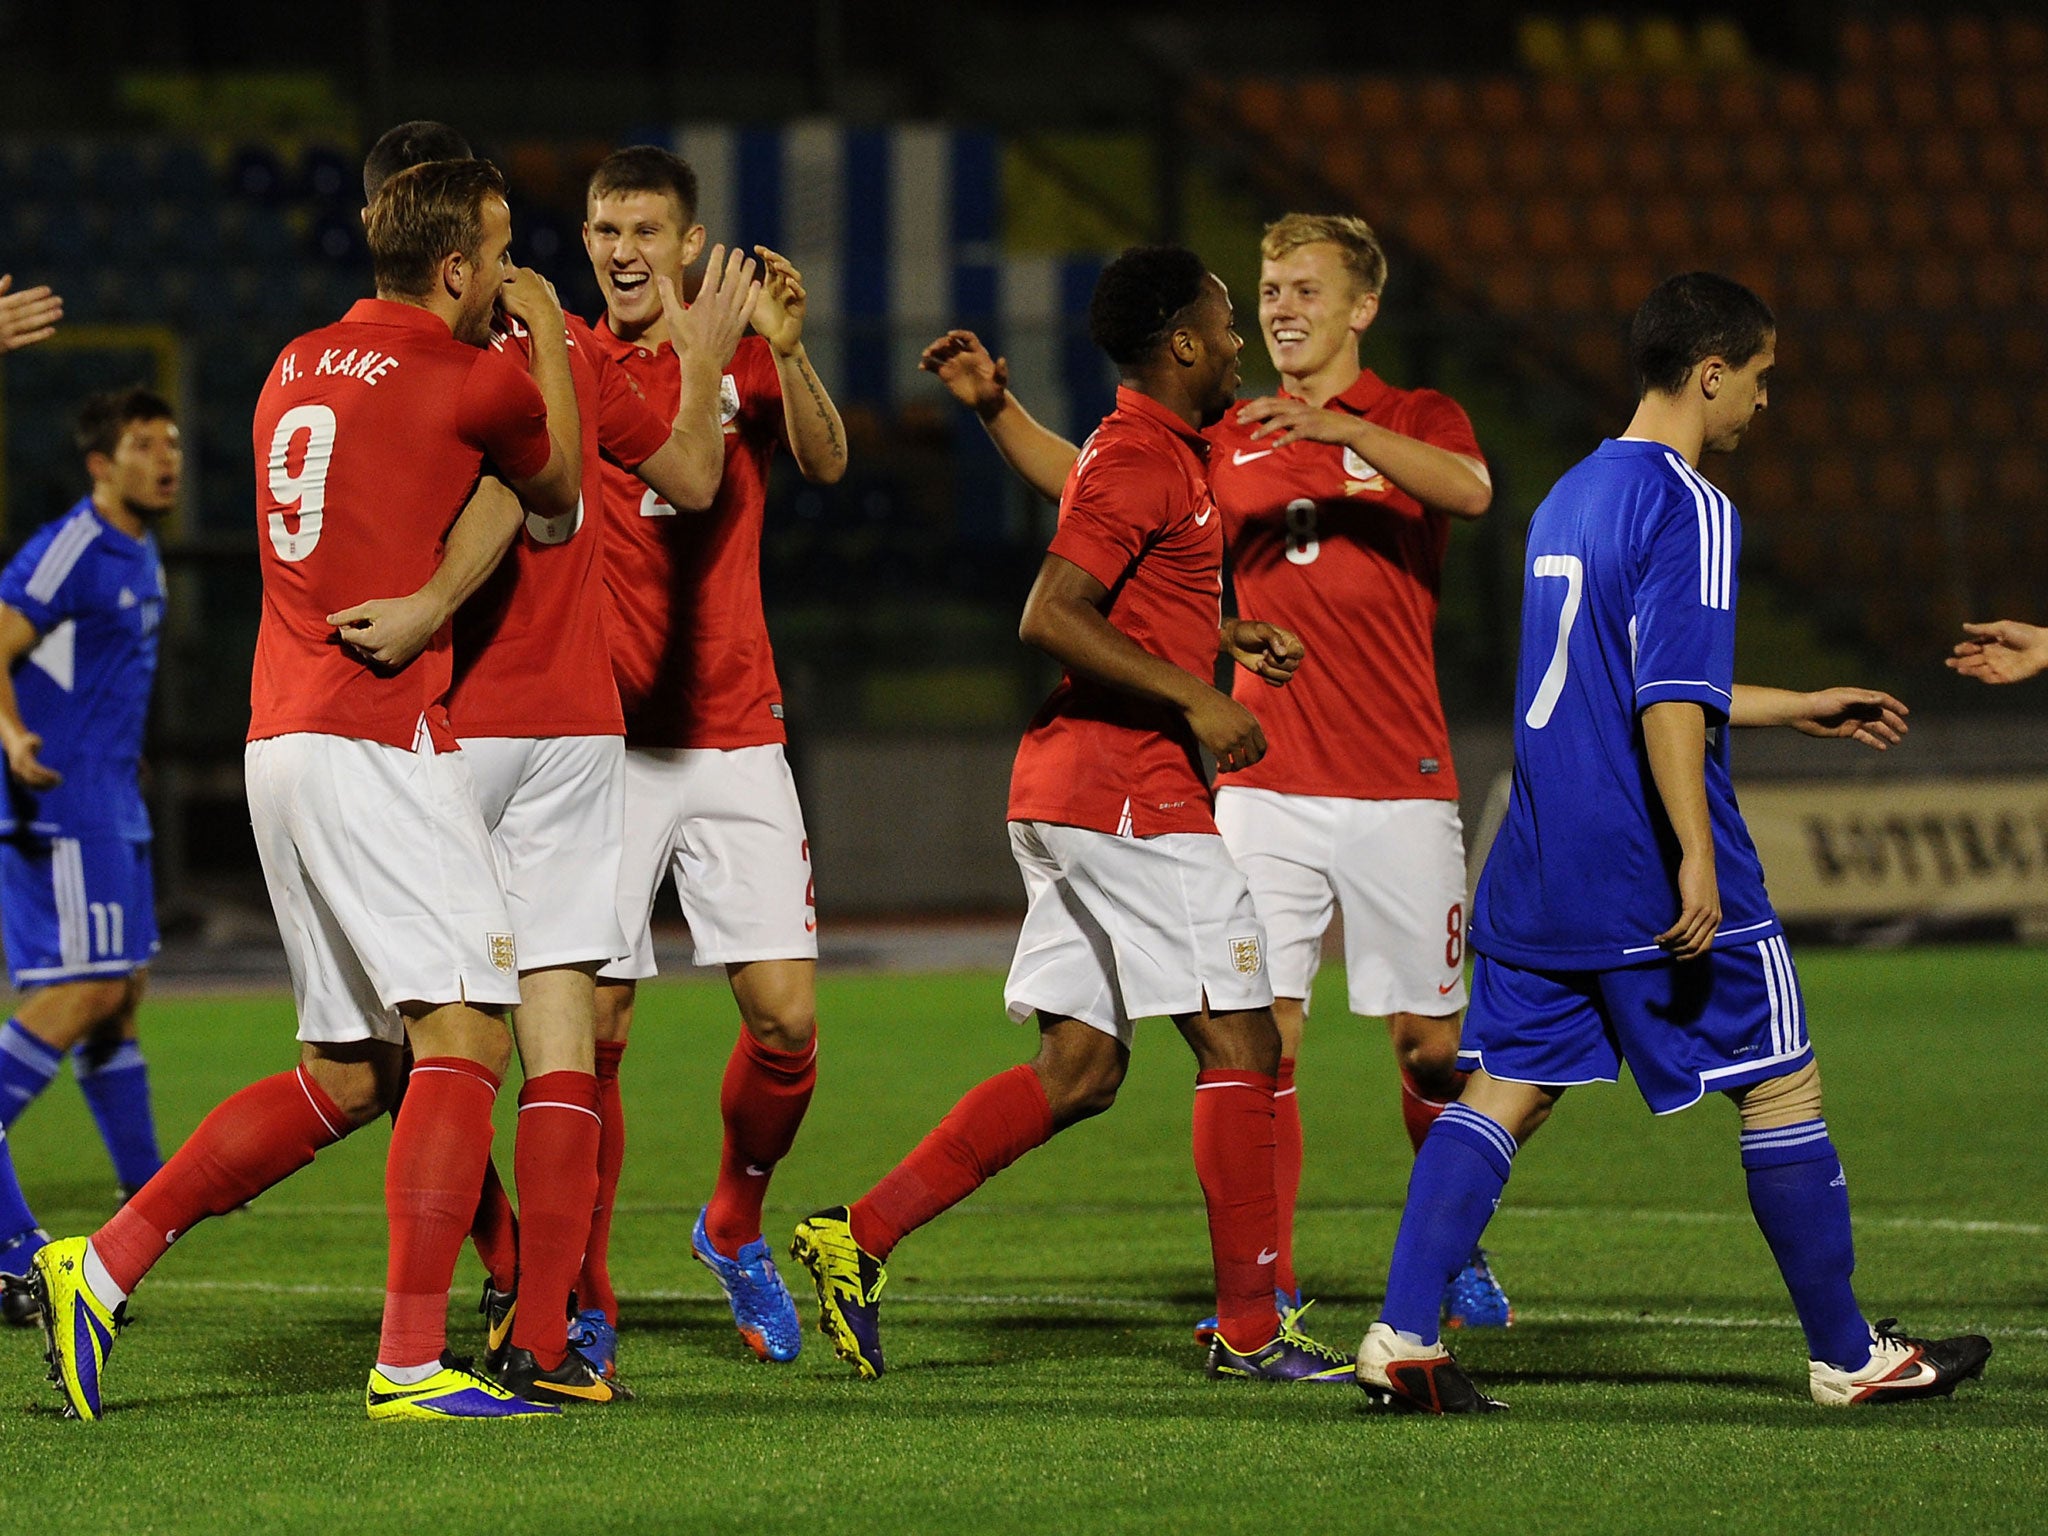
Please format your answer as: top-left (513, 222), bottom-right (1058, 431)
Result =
top-left (793, 352), bottom-right (843, 463)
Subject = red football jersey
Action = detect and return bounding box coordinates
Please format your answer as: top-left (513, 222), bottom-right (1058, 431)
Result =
top-left (249, 299), bottom-right (552, 751)
top-left (450, 314), bottom-right (671, 738)
top-left (1205, 369), bottom-right (1482, 801)
top-left (1008, 386), bottom-right (1224, 838)
top-left (592, 318), bottom-right (788, 750)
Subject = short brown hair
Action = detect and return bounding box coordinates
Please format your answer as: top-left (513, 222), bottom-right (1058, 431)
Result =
top-left (1260, 213), bottom-right (1387, 298)
top-left (587, 145), bottom-right (699, 225)
top-left (75, 386), bottom-right (173, 463)
top-left (366, 158), bottom-right (508, 298)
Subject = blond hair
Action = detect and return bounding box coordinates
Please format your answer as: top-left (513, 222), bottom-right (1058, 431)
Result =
top-left (1260, 213), bottom-right (1387, 298)
top-left (367, 158), bottom-right (507, 298)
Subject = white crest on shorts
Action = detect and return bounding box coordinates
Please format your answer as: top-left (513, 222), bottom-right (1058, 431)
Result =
top-left (719, 374), bottom-right (741, 426)
top-left (1230, 936), bottom-right (1263, 976)
top-left (488, 933), bottom-right (517, 972)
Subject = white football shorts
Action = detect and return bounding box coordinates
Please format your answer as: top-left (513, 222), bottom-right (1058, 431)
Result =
top-left (1213, 787), bottom-right (1469, 1018)
top-left (246, 732), bottom-right (522, 1046)
top-left (1003, 820), bottom-right (1273, 1047)
top-left (601, 743), bottom-right (818, 980)
top-left (462, 733), bottom-right (627, 971)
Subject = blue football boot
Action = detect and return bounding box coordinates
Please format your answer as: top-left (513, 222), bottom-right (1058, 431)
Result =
top-left (1442, 1248), bottom-right (1513, 1330)
top-left (566, 1307), bottom-right (618, 1381)
top-left (692, 1206), bottom-right (802, 1363)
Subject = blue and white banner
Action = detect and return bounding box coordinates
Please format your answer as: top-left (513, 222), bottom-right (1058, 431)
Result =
top-left (666, 122), bottom-right (1114, 443)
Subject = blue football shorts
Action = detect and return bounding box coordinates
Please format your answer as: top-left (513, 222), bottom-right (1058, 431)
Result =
top-left (0, 834), bottom-right (158, 989)
top-left (1457, 934), bottom-right (1815, 1114)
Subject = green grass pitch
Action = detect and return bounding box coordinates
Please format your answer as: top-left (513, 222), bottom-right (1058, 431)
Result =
top-left (0, 947), bottom-right (2041, 1533)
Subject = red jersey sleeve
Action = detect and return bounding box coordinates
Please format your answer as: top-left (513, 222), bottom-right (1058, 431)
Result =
top-left (458, 348), bottom-right (553, 481)
top-left (1047, 439), bottom-right (1172, 592)
top-left (595, 350), bottom-right (672, 467)
top-left (1405, 388), bottom-right (1484, 462)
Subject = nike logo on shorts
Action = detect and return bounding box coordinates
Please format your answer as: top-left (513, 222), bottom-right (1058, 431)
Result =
top-left (1232, 449), bottom-right (1274, 465)
top-left (1438, 981), bottom-right (1459, 995)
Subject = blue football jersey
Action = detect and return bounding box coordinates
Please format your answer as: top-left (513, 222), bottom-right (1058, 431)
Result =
top-left (0, 498), bottom-right (164, 840)
top-left (1468, 439), bottom-right (1780, 970)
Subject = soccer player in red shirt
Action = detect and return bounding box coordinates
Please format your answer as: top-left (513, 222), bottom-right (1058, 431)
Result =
top-left (922, 213), bottom-right (1513, 1335)
top-left (329, 122), bottom-right (758, 1404)
top-left (576, 146), bottom-right (847, 1368)
top-left (30, 159), bottom-right (582, 1422)
top-left (792, 246), bottom-right (1352, 1383)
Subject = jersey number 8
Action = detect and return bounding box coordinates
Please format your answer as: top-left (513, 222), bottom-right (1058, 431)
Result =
top-left (265, 405), bottom-right (337, 563)
top-left (1284, 497), bottom-right (1319, 565)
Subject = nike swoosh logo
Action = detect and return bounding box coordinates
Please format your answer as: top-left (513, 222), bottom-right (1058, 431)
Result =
top-left (539, 1378), bottom-right (614, 1401)
top-left (366, 1386), bottom-right (422, 1406)
top-left (1195, 509), bottom-right (1213, 526)
top-left (1232, 449), bottom-right (1274, 465)
top-left (1257, 1248), bottom-right (1279, 1265)
top-left (746, 1164), bottom-right (771, 1177)
top-left (1438, 981), bottom-right (1458, 995)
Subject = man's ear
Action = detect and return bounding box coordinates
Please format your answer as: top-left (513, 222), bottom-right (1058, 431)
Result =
top-left (681, 223), bottom-right (708, 269)
top-left (1699, 357), bottom-right (1725, 399)
top-left (1169, 326), bottom-right (1200, 367)
top-left (83, 450), bottom-right (112, 484)
top-left (1349, 289), bottom-right (1381, 337)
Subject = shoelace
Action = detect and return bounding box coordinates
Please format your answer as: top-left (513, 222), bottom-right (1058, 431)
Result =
top-left (1279, 1317), bottom-right (1352, 1365)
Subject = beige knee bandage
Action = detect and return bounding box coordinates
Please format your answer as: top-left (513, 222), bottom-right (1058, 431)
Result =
top-left (1731, 1059), bottom-right (1823, 1130)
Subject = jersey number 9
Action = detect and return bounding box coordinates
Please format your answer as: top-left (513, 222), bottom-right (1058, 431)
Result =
top-left (266, 405), bottom-right (337, 563)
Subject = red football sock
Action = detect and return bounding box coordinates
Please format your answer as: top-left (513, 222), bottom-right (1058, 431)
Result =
top-left (470, 1156), bottom-right (519, 1294)
top-left (1273, 1055), bottom-right (1301, 1297)
top-left (704, 1029), bottom-right (818, 1256)
top-left (1193, 1069), bottom-right (1281, 1351)
top-left (1399, 1063), bottom-right (1469, 1155)
top-left (849, 1063), bottom-right (1053, 1261)
top-left (508, 1071), bottom-right (601, 1370)
top-left (93, 1067), bottom-right (350, 1295)
top-left (378, 1056), bottom-right (499, 1369)
top-left (577, 1039), bottom-right (627, 1324)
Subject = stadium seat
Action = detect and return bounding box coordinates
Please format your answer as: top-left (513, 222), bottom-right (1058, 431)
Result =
top-left (1967, 385), bottom-right (2020, 443)
top-left (1902, 385), bottom-right (1955, 447)
top-left (1951, 77), bottom-right (2004, 130)
top-left (1940, 192), bottom-right (1997, 254)
top-left (1531, 78), bottom-right (1583, 130)
top-left (1777, 392), bottom-right (1832, 448)
top-left (1882, 192), bottom-right (1935, 251)
top-left (1295, 79), bottom-right (1351, 139)
top-left (1482, 266), bottom-right (1537, 312)
top-left (2004, 195), bottom-right (2048, 253)
top-left (1617, 135), bottom-right (1670, 191)
top-left (1556, 134), bottom-right (1609, 190)
top-left (1649, 78), bottom-right (1704, 130)
top-left (1916, 131), bottom-right (1971, 191)
top-left (1708, 77), bottom-right (1765, 130)
top-left (1474, 77), bottom-right (1526, 131)
top-left (1519, 197), bottom-right (1574, 259)
top-left (1232, 81), bottom-right (1288, 138)
top-left (297, 145), bottom-right (352, 203)
top-left (1841, 388), bottom-right (1893, 445)
top-left (1771, 77), bottom-right (1825, 131)
top-left (1592, 79), bottom-right (1645, 130)
top-left (1318, 144), bottom-right (1370, 204)
top-left (1674, 136), bottom-right (1731, 187)
top-left (1436, 132), bottom-right (1491, 193)
top-left (1778, 259), bottom-right (1841, 314)
top-left (1462, 202), bottom-right (1517, 258)
top-left (1603, 260), bottom-right (1658, 314)
top-left (1940, 322), bottom-right (1992, 377)
top-left (1859, 133), bottom-right (1910, 188)
top-left (1543, 263), bottom-right (1599, 316)
top-left (1735, 132), bottom-right (1791, 188)
top-left (1909, 256), bottom-right (1965, 312)
top-left (1883, 16), bottom-right (1939, 73)
top-left (1846, 257), bottom-right (1903, 312)
top-left (2001, 16), bottom-right (2048, 71)
top-left (1415, 78), bottom-right (1466, 132)
top-left (1890, 79), bottom-right (1944, 130)
top-left (1793, 135), bottom-right (1850, 189)
top-left (1806, 453), bottom-right (1860, 516)
top-left (1831, 78), bottom-right (1883, 131)
top-left (1814, 327), bottom-right (1869, 376)
top-left (2000, 326), bottom-right (2047, 376)
top-left (1819, 194), bottom-right (1875, 255)
top-left (1583, 194), bottom-right (1636, 257)
top-left (1496, 135), bottom-right (1551, 193)
top-left (1639, 195), bottom-right (1697, 259)
top-left (1838, 18), bottom-right (1878, 70)
top-left (1761, 192), bottom-right (1814, 249)
top-left (1355, 79), bottom-right (1409, 133)
top-left (1392, 198), bottom-right (1453, 259)
top-left (2011, 77), bottom-right (2048, 127)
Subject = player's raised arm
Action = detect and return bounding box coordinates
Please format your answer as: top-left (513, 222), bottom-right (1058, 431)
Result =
top-left (1948, 619), bottom-right (2048, 685)
top-left (1730, 684), bottom-right (1909, 749)
top-left (1641, 700), bottom-right (1720, 960)
top-left (497, 268), bottom-right (582, 517)
top-left (1235, 396), bottom-right (1491, 518)
top-left (751, 246), bottom-right (848, 484)
top-left (0, 604), bottom-right (61, 788)
top-left (328, 477), bottom-right (524, 669)
top-left (920, 329), bottom-right (1082, 501)
top-left (0, 275), bottom-right (63, 356)
top-left (1020, 553), bottom-right (1267, 773)
top-left (629, 248), bottom-right (760, 513)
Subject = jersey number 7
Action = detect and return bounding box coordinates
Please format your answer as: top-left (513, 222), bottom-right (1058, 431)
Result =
top-left (1523, 554), bottom-right (1584, 730)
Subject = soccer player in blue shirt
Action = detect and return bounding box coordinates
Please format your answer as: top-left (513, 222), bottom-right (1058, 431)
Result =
top-left (1355, 273), bottom-right (1993, 1412)
top-left (0, 388), bottom-right (177, 1317)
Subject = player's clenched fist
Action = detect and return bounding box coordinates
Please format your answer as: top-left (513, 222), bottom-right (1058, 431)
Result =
top-left (498, 266), bottom-right (565, 333)
top-left (920, 330), bottom-right (1009, 418)
top-left (1220, 618), bottom-right (1304, 687)
top-left (1185, 690), bottom-right (1267, 773)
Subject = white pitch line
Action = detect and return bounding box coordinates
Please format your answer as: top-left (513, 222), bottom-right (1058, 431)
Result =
top-left (131, 1279), bottom-right (2048, 1341)
top-left (208, 1201), bottom-right (2048, 1239)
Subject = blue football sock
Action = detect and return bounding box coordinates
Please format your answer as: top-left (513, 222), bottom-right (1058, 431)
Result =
top-left (0, 1019), bottom-right (63, 1129)
top-left (1742, 1119), bottom-right (1871, 1372)
top-left (1379, 1103), bottom-right (1518, 1345)
top-left (73, 1041), bottom-right (164, 1190)
top-left (0, 1125), bottom-right (40, 1249)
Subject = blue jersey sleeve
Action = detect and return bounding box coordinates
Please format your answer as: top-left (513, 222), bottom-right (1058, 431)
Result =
top-left (0, 510), bottom-right (99, 635)
top-left (1630, 471), bottom-right (1737, 723)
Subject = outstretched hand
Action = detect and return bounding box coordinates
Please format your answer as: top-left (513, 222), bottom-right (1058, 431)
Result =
top-left (1790, 687), bottom-right (1910, 749)
top-left (920, 330), bottom-right (1009, 417)
top-left (663, 244), bottom-right (760, 371)
top-left (750, 246), bottom-right (808, 355)
top-left (1948, 619), bottom-right (2048, 685)
top-left (0, 275), bottom-right (62, 355)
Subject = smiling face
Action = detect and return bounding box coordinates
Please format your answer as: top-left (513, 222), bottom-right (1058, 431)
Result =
top-left (1182, 274), bottom-right (1244, 427)
top-left (93, 416), bottom-right (182, 521)
top-left (1702, 334), bottom-right (1775, 454)
top-left (1258, 241), bottom-right (1378, 386)
top-left (584, 189), bottom-right (706, 340)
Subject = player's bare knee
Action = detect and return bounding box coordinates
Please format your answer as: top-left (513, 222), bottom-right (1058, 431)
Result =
top-left (730, 959), bottom-right (817, 1051)
top-left (1731, 1060), bottom-right (1823, 1131)
top-left (594, 981), bottom-right (635, 1044)
top-left (1178, 1006), bottom-right (1282, 1077)
top-left (299, 1042), bottom-right (400, 1128)
top-left (1032, 1017), bottom-right (1127, 1125)
top-left (1271, 996), bottom-right (1307, 1059)
top-left (1390, 1011), bottom-right (1463, 1086)
top-left (17, 977), bottom-right (132, 1048)
top-left (741, 1007), bottom-right (816, 1054)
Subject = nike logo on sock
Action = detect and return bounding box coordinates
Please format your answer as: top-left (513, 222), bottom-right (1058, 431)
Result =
top-left (746, 1164), bottom-right (771, 1177)
top-left (1257, 1248), bottom-right (1279, 1265)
